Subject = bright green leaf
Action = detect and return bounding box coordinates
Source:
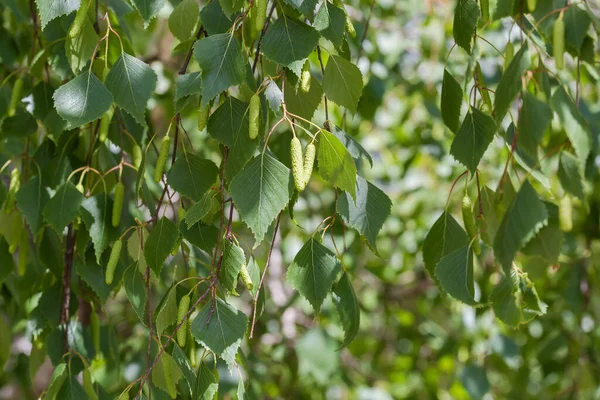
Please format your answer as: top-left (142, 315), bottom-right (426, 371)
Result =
top-left (152, 352), bottom-right (182, 398)
top-left (168, 0), bottom-right (199, 41)
top-left (36, 0), bottom-right (79, 29)
top-left (317, 129), bottom-right (357, 199)
top-left (558, 151), bottom-right (585, 199)
top-left (43, 182), bottom-right (85, 233)
top-left (167, 154), bottom-right (218, 201)
top-left (80, 195), bottom-right (118, 264)
top-left (219, 240), bottom-right (245, 293)
top-left (450, 107), bottom-right (496, 174)
top-left (322, 55), bottom-right (363, 113)
top-left (262, 16), bottom-right (320, 66)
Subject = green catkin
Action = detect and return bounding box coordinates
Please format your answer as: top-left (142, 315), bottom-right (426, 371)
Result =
top-left (255, 0), bottom-right (267, 33)
top-left (171, 235), bottom-right (182, 256)
top-left (68, 0), bottom-right (90, 38)
top-left (553, 15), bottom-right (565, 70)
top-left (189, 335), bottom-right (197, 367)
top-left (132, 144), bottom-right (142, 169)
top-left (83, 368), bottom-right (99, 400)
top-left (177, 295), bottom-right (191, 348)
top-left (345, 16), bottom-right (356, 38)
top-left (8, 167), bottom-right (20, 197)
top-left (105, 239), bottom-right (122, 285)
top-left (98, 108), bottom-right (114, 143)
top-left (154, 136), bottom-right (171, 183)
top-left (559, 195), bottom-right (573, 232)
top-left (480, 0), bottom-right (489, 21)
top-left (249, 93), bottom-right (261, 140)
top-left (527, 0), bottom-right (537, 13)
top-left (197, 104), bottom-right (209, 132)
top-left (301, 62), bottom-right (311, 93)
top-left (239, 264), bottom-right (254, 291)
top-left (462, 195), bottom-right (481, 255)
top-left (504, 42), bottom-right (514, 70)
top-left (303, 143), bottom-right (316, 188)
top-left (112, 181), bottom-right (124, 228)
top-left (119, 390), bottom-right (130, 400)
top-left (290, 137), bottom-right (305, 191)
top-left (8, 78), bottom-right (23, 117)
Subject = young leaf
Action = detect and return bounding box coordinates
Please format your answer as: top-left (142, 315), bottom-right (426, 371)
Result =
top-left (131, 0), bottom-right (167, 26)
top-left (80, 195), bottom-right (119, 264)
top-left (152, 352), bottom-right (182, 398)
top-left (314, 2), bottom-right (346, 47)
top-left (193, 362), bottom-right (218, 400)
top-left (191, 298), bottom-right (248, 371)
top-left (184, 192), bottom-right (216, 228)
top-left (144, 217), bottom-right (179, 275)
top-left (194, 34), bottom-right (246, 105)
top-left (332, 273), bottom-right (360, 348)
top-left (219, 240), bottom-right (246, 293)
top-left (493, 180), bottom-right (548, 272)
top-left (53, 71), bottom-right (113, 129)
top-left (15, 176), bottom-right (49, 234)
top-left (262, 16), bottom-right (320, 66)
top-left (175, 72), bottom-right (202, 100)
top-left (207, 97), bottom-right (257, 179)
top-left (65, 19), bottom-right (98, 74)
top-left (435, 246), bottom-right (478, 305)
top-left (449, 107), bottom-right (496, 174)
top-left (155, 285), bottom-right (177, 338)
top-left (167, 154), bottom-right (218, 201)
top-left (423, 211), bottom-right (469, 282)
top-left (229, 153), bottom-right (293, 246)
top-left (557, 151), bottom-right (585, 199)
top-left (124, 263), bottom-right (146, 324)
top-left (494, 45), bottom-right (530, 123)
top-left (453, 0), bottom-right (480, 54)
top-left (322, 55), bottom-right (363, 113)
top-left (317, 129), bottom-right (357, 199)
top-left (551, 86), bottom-right (592, 174)
top-left (441, 69), bottom-right (463, 134)
top-left (168, 0), bottom-right (199, 42)
top-left (105, 53), bottom-right (157, 125)
top-left (517, 91), bottom-right (552, 161)
top-left (287, 237), bottom-right (341, 313)
top-left (337, 176), bottom-right (392, 254)
top-left (43, 182), bottom-right (85, 233)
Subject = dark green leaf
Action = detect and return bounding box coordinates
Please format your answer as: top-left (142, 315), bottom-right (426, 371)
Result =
top-left (435, 246), bottom-right (477, 305)
top-left (441, 69), bottom-right (463, 133)
top-left (16, 176), bottom-right (49, 234)
top-left (449, 107), bottom-right (496, 174)
top-left (219, 240), bottom-right (245, 293)
top-left (517, 91), bottom-right (552, 161)
top-left (175, 72), bottom-right (202, 100)
top-left (36, 0), bottom-right (79, 28)
top-left (124, 263), bottom-right (146, 324)
top-left (180, 221), bottom-right (218, 254)
top-left (262, 16), bottom-right (320, 66)
top-left (423, 211), bottom-right (469, 283)
top-left (167, 154), bottom-right (218, 201)
top-left (193, 362), bottom-right (218, 400)
top-left (314, 2), bottom-right (346, 47)
top-left (557, 151), bottom-right (584, 199)
top-left (80, 195), bottom-right (118, 264)
top-left (144, 217), bottom-right (179, 274)
top-left (453, 0), bottom-right (479, 54)
top-left (131, 0), bottom-right (167, 26)
top-left (43, 182), bottom-right (85, 233)
top-left (494, 45), bottom-right (530, 123)
top-left (332, 273), bottom-right (360, 348)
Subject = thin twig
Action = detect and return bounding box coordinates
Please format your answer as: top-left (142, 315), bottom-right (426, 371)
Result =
top-left (252, 1), bottom-right (277, 74)
top-left (250, 214), bottom-right (281, 338)
top-left (179, 25), bottom-right (205, 75)
top-left (60, 224), bottom-right (76, 353)
top-left (316, 46), bottom-right (329, 124)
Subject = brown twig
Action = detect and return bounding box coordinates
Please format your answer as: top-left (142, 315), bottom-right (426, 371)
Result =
top-left (179, 25), bottom-right (206, 75)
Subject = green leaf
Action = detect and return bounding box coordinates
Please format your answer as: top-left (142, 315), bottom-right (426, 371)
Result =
top-left (264, 79), bottom-right (283, 112)
top-left (0, 316), bottom-right (10, 371)
top-left (131, 0), bottom-right (167, 26)
top-left (152, 352), bottom-right (182, 398)
top-left (155, 285), bottom-right (177, 338)
top-left (460, 364), bottom-right (490, 400)
top-left (105, 53), bottom-right (157, 125)
top-left (191, 298), bottom-right (248, 370)
top-left (229, 153), bottom-right (293, 246)
top-left (80, 195), bottom-right (118, 264)
top-left (564, 6), bottom-right (592, 54)
top-left (494, 45), bottom-right (530, 123)
top-left (44, 363), bottom-right (68, 400)
top-left (490, 271), bottom-right (522, 327)
top-left (180, 221), bottom-right (218, 254)
top-left (449, 107), bottom-right (496, 174)
top-left (36, 0), bottom-right (79, 28)
top-left (175, 72), bottom-right (202, 100)
top-left (337, 176), bottom-right (391, 254)
top-left (314, 2), bottom-right (346, 47)
top-left (1, 107), bottom-right (38, 137)
top-left (207, 97), bottom-right (257, 180)
top-left (558, 151), bottom-right (585, 199)
top-left (287, 237), bottom-right (341, 313)
top-left (331, 125), bottom-right (373, 167)
top-left (423, 211), bottom-right (469, 282)
top-left (332, 273), bottom-right (360, 348)
top-left (184, 192), bottom-right (216, 228)
top-left (168, 0), bottom-right (199, 41)
top-left (77, 248), bottom-right (126, 301)
top-left (200, 0), bottom-right (232, 35)
top-left (517, 91), bottom-right (552, 161)
top-left (43, 182), bottom-right (85, 233)
top-left (194, 33), bottom-right (246, 105)
top-left (0, 238), bottom-right (15, 285)
top-left (493, 180), bottom-right (548, 272)
top-left (167, 154), bottom-right (218, 201)
top-left (262, 16), bottom-right (320, 66)
top-left (193, 362), bottom-right (218, 400)
top-left (281, 0), bottom-right (319, 20)
top-left (453, 0), bottom-right (479, 54)
top-left (65, 18), bottom-right (98, 74)
top-left (322, 55), bottom-right (363, 113)
top-left (171, 344), bottom-right (196, 397)
top-left (53, 71), bottom-right (113, 129)
top-left (551, 86), bottom-right (591, 174)
top-left (436, 246), bottom-right (477, 305)
top-left (16, 176), bottom-right (49, 234)
top-left (317, 129), bottom-right (357, 199)
top-left (144, 217), bottom-right (179, 275)
top-left (441, 69), bottom-right (463, 133)
top-left (295, 328), bottom-right (339, 385)
top-left (219, 0), bottom-right (244, 16)
top-left (57, 375), bottom-right (90, 400)
top-left (283, 75), bottom-right (322, 121)
top-left (124, 263), bottom-right (146, 324)
top-left (476, 186), bottom-right (500, 246)
top-left (522, 202), bottom-right (563, 264)
top-left (219, 240), bottom-right (245, 293)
